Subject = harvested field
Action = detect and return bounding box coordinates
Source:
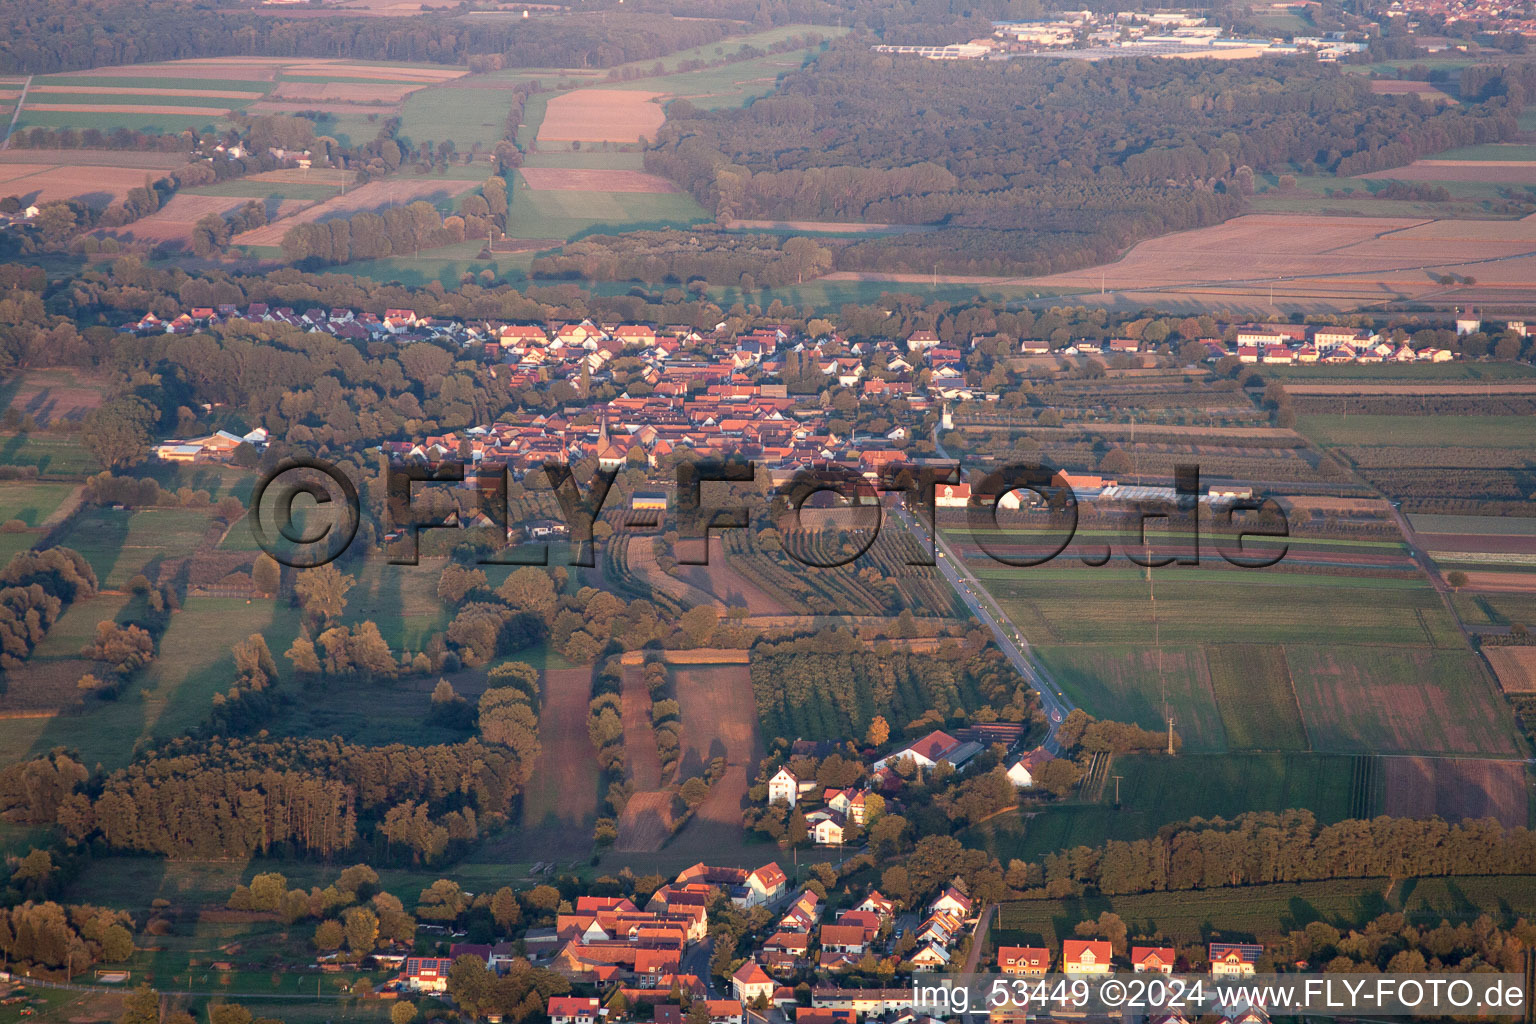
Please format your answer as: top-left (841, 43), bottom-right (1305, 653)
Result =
top-left (621, 666), bottom-right (663, 790)
top-left (232, 177), bottom-right (478, 245)
top-left (670, 664), bottom-right (759, 853)
top-left (0, 163), bottom-right (55, 184)
top-left (3, 369), bottom-right (106, 425)
top-left (618, 649), bottom-right (750, 666)
top-left (246, 167), bottom-right (353, 186)
top-left (271, 81), bottom-right (425, 103)
top-left (678, 536), bottom-right (788, 615)
top-left (0, 163), bottom-right (181, 206)
top-left (1382, 756), bottom-right (1527, 827)
top-left (101, 194), bottom-right (254, 245)
top-left (54, 60), bottom-right (289, 81)
top-left (247, 101), bottom-right (402, 116)
top-left (1362, 160), bottom-right (1536, 184)
top-left (1283, 495), bottom-right (1394, 514)
top-left (0, 149), bottom-right (189, 169)
top-left (30, 85), bottom-right (264, 100)
top-left (1485, 647), bottom-right (1536, 693)
top-left (1419, 534), bottom-right (1536, 555)
top-left (23, 103), bottom-right (232, 117)
top-left (518, 166), bottom-right (680, 193)
top-left (616, 790), bottom-right (674, 852)
top-left (1029, 214), bottom-right (1431, 290)
top-left (521, 666), bottom-right (598, 834)
top-left (1286, 646), bottom-right (1521, 756)
top-left (1369, 80), bottom-right (1455, 101)
top-left (1001, 212), bottom-right (1536, 309)
top-left (1283, 382), bottom-right (1536, 395)
top-left (537, 89), bottom-right (665, 144)
top-left (1463, 571), bottom-right (1536, 592)
top-left (281, 63), bottom-right (467, 82)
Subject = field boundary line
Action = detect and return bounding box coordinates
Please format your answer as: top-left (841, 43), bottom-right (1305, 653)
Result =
top-left (2, 76), bottom-right (30, 149)
top-left (1278, 644), bottom-right (1314, 752)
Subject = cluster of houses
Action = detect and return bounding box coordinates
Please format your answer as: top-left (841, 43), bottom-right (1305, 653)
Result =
top-left (735, 881), bottom-right (977, 1004)
top-left (125, 303), bottom-right (1499, 385)
top-left (767, 728), bottom-right (1048, 848)
top-left (391, 858), bottom-right (1268, 1024)
top-left (997, 940), bottom-right (1262, 977)
top-left (395, 862), bottom-right (788, 1011)
top-left (139, 304), bottom-right (1508, 479)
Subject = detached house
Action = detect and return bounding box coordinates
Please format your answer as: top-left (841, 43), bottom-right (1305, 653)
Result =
top-left (1063, 939), bottom-right (1113, 975)
top-left (854, 891), bottom-right (894, 920)
top-left (1007, 748), bottom-right (1053, 788)
top-left (400, 957), bottom-right (454, 993)
top-left (732, 961), bottom-right (775, 1005)
top-left (908, 942), bottom-right (951, 969)
top-left (1209, 943), bottom-right (1262, 977)
top-left (548, 997), bottom-right (601, 1024)
top-left (818, 924), bottom-right (869, 956)
top-left (998, 946), bottom-right (1050, 975)
top-left (768, 766), bottom-right (801, 807)
top-left (741, 863), bottom-right (789, 907)
top-left (928, 885), bottom-right (973, 920)
top-left (1133, 945), bottom-right (1177, 973)
top-left (873, 730), bottom-right (961, 773)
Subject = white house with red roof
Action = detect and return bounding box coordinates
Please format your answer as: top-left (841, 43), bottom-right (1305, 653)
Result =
top-left (824, 788), bottom-right (868, 824)
top-left (873, 730), bottom-right (960, 772)
top-left (908, 941), bottom-right (951, 969)
top-left (1209, 943), bottom-right (1262, 977)
top-left (1007, 748), bottom-right (1054, 788)
top-left (854, 891), bottom-right (894, 920)
top-left (548, 997), bottom-right (601, 1024)
top-left (400, 957), bottom-right (454, 993)
top-left (1133, 945), bottom-right (1176, 973)
top-left (997, 946), bottom-right (1050, 975)
top-left (732, 961), bottom-right (775, 1004)
top-left (927, 884), bottom-right (973, 919)
top-left (1063, 939), bottom-right (1114, 975)
top-left (739, 863), bottom-right (788, 907)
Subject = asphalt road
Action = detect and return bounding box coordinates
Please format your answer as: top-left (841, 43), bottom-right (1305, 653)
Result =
top-left (896, 503), bottom-right (1074, 753)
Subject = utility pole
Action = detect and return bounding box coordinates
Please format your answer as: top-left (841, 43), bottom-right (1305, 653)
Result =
top-left (1111, 774), bottom-right (1122, 806)
top-left (1167, 715), bottom-right (1176, 756)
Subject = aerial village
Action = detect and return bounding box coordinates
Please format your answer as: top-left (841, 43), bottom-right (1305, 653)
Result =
top-left (135, 303), bottom-right (1501, 469)
top-left (382, 729), bottom-right (1272, 1024)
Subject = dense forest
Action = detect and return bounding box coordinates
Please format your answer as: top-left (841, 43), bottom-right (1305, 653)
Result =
top-left (646, 46), bottom-right (1519, 273)
top-left (1026, 809), bottom-right (1536, 898)
top-left (749, 628), bottom-right (1036, 740)
top-left (53, 736), bottom-right (525, 862)
top-left (0, 0), bottom-right (1064, 73)
top-left (0, 4), bottom-right (740, 74)
top-left (0, 548), bottom-right (98, 672)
